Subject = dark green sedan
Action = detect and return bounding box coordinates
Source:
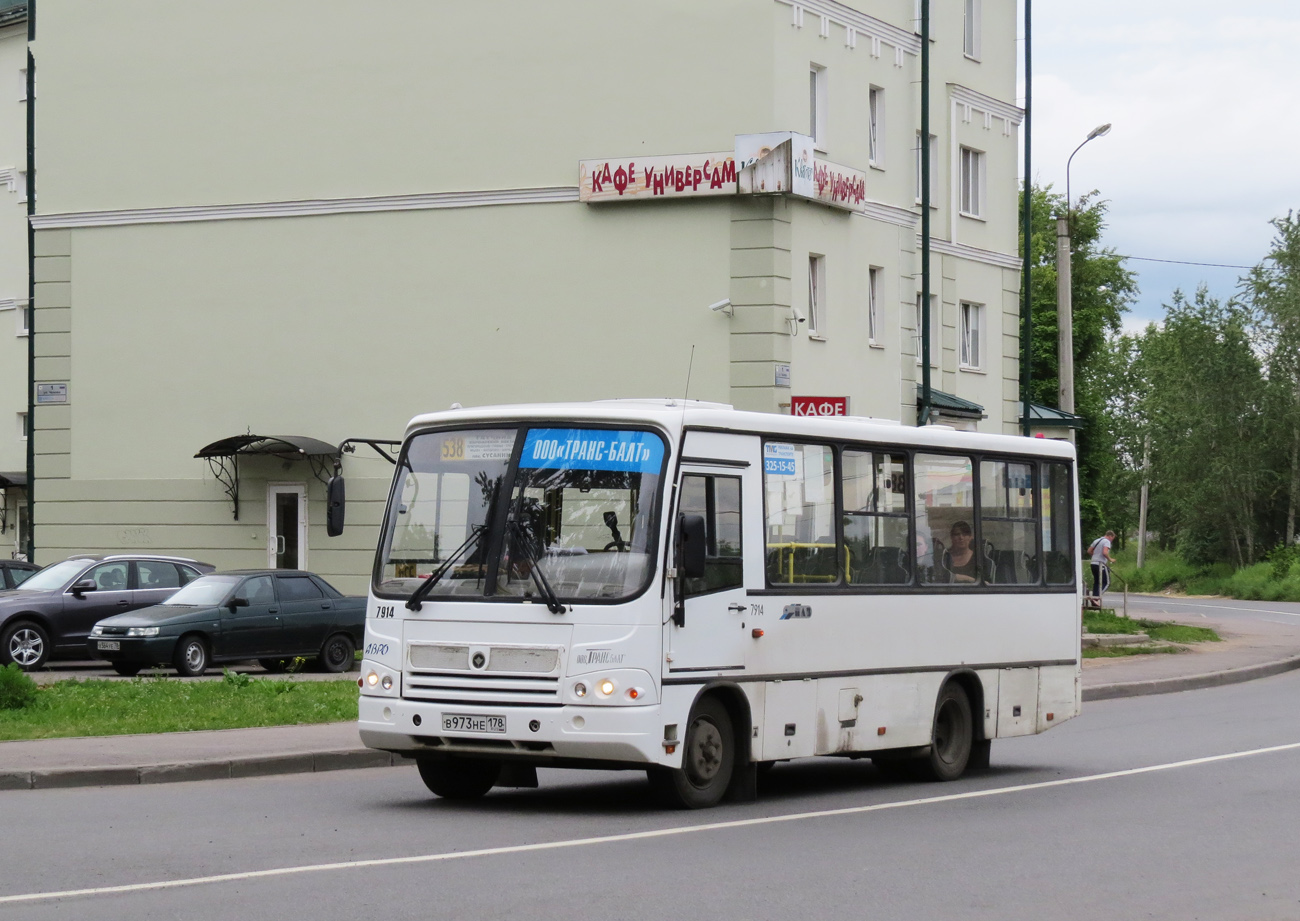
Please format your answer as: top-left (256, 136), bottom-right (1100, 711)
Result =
top-left (87, 570), bottom-right (365, 677)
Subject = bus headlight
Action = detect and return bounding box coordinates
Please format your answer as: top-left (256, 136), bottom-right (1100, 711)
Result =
top-left (360, 661), bottom-right (400, 698)
top-left (567, 670), bottom-right (656, 705)
top-left (597, 678), bottom-right (616, 697)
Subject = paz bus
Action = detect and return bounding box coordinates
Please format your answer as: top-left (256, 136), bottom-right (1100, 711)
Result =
top-left (330, 400), bottom-right (1080, 808)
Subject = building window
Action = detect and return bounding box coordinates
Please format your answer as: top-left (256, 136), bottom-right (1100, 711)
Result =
top-left (868, 87), bottom-right (885, 168)
top-left (18, 67), bottom-right (27, 102)
top-left (960, 146), bottom-right (985, 217)
top-left (16, 169), bottom-right (27, 205)
top-left (915, 294), bottom-right (938, 366)
top-left (964, 0), bottom-right (982, 59)
top-left (17, 412), bottom-right (27, 442)
top-left (810, 64), bottom-right (827, 150)
top-left (17, 302), bottom-right (28, 337)
top-left (915, 133), bottom-right (938, 203)
top-left (868, 267), bottom-right (881, 346)
top-left (960, 301), bottom-right (983, 369)
top-left (912, 0), bottom-right (936, 37)
top-left (808, 254), bottom-right (826, 336)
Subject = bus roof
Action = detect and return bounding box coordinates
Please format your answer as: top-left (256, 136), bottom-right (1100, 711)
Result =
top-left (404, 399), bottom-right (1076, 461)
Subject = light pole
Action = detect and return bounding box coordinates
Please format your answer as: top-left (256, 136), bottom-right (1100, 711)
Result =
top-left (1056, 123), bottom-right (1111, 421)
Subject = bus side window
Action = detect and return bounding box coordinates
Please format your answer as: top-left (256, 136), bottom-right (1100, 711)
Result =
top-left (679, 475), bottom-right (743, 596)
top-left (843, 449), bottom-right (911, 585)
top-left (913, 453), bottom-right (978, 585)
top-left (978, 460), bottom-right (1038, 585)
top-left (763, 442), bottom-right (839, 585)
top-left (1042, 461), bottom-right (1076, 585)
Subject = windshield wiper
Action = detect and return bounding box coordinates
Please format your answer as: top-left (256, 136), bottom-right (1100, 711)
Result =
top-left (405, 527), bottom-right (486, 612)
top-left (506, 515), bottom-right (566, 614)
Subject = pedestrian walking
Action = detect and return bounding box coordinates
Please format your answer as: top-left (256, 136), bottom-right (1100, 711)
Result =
top-left (1088, 530), bottom-right (1115, 603)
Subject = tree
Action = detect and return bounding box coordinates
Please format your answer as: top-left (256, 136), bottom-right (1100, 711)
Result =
top-left (1018, 184), bottom-right (1138, 539)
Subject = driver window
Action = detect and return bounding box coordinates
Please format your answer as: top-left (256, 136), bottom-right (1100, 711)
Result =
top-left (234, 576), bottom-right (275, 606)
top-left (680, 474), bottom-right (743, 596)
top-left (88, 562), bottom-right (129, 592)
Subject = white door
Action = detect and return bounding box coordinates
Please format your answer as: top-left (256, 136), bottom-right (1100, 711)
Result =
top-left (666, 432), bottom-right (763, 675)
top-left (268, 483), bottom-right (308, 570)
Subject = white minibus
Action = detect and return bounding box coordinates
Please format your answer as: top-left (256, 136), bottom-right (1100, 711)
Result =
top-left (333, 400), bottom-right (1080, 808)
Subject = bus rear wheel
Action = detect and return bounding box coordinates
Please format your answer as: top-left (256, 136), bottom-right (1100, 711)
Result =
top-left (918, 683), bottom-right (973, 782)
top-left (648, 696), bottom-right (734, 809)
top-left (416, 757), bottom-right (501, 801)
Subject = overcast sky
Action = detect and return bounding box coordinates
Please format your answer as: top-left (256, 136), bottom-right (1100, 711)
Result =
top-left (1022, 0), bottom-right (1300, 331)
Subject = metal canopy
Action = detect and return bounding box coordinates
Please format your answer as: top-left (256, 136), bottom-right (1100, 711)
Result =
top-left (195, 435), bottom-right (340, 521)
top-left (1019, 402), bottom-right (1086, 430)
top-left (915, 386), bottom-right (986, 421)
top-left (0, 471), bottom-right (27, 489)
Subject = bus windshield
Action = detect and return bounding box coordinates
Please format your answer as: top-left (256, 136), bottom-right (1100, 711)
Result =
top-left (375, 426), bottom-right (666, 603)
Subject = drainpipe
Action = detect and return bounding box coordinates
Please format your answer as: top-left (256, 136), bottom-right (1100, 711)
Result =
top-left (917, 0), bottom-right (932, 426)
top-left (1020, 0), bottom-right (1032, 436)
top-left (24, 4), bottom-right (35, 561)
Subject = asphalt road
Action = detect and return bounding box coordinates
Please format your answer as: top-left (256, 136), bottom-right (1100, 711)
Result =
top-left (3, 669), bottom-right (1300, 920)
top-left (1127, 592), bottom-right (1300, 627)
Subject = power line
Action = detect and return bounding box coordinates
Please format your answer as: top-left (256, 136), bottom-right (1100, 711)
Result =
top-left (1119, 254), bottom-right (1275, 271)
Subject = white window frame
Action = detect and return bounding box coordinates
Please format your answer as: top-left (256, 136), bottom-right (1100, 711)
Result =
top-left (915, 133), bottom-right (939, 204)
top-left (963, 0), bottom-right (982, 60)
top-left (868, 86), bottom-right (885, 169)
top-left (868, 267), bottom-right (882, 347)
top-left (960, 301), bottom-right (984, 370)
top-left (914, 293), bottom-right (939, 366)
top-left (16, 168), bottom-right (27, 205)
top-left (17, 412), bottom-right (27, 442)
top-left (18, 66), bottom-right (27, 102)
top-left (808, 254), bottom-right (826, 338)
top-left (913, 0), bottom-right (937, 38)
top-left (17, 300), bottom-right (28, 337)
top-left (959, 146), bottom-right (985, 218)
top-left (810, 64), bottom-right (827, 151)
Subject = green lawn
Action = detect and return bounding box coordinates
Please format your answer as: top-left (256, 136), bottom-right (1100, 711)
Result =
top-left (0, 671), bottom-right (359, 742)
top-left (1081, 608), bottom-right (1220, 658)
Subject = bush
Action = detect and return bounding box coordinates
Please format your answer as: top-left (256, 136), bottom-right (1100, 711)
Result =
top-left (0, 664), bottom-right (39, 710)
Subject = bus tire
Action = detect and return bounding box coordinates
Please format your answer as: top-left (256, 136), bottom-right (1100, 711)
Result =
top-left (416, 757), bottom-right (501, 801)
top-left (918, 682), bottom-right (973, 782)
top-left (648, 696), bottom-right (734, 809)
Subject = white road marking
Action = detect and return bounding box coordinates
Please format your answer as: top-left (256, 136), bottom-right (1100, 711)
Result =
top-left (1127, 597), bottom-right (1300, 618)
top-left (4, 740), bottom-right (1299, 906)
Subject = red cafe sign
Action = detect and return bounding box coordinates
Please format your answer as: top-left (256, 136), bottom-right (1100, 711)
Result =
top-left (791, 396), bottom-right (849, 417)
top-left (579, 152), bottom-right (737, 203)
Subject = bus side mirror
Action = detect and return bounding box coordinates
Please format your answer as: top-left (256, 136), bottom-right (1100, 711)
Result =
top-left (678, 513), bottom-right (707, 580)
top-left (326, 476), bottom-right (346, 537)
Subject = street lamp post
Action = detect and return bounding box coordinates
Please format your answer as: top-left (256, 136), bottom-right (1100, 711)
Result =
top-left (1056, 123), bottom-right (1111, 421)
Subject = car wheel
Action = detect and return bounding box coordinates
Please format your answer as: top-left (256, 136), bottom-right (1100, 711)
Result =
top-left (2, 620), bottom-right (50, 671)
top-left (647, 696), bottom-right (735, 809)
top-left (258, 658), bottom-right (289, 673)
top-left (318, 633), bottom-right (355, 674)
top-left (416, 758), bottom-right (502, 800)
top-left (111, 663), bottom-right (143, 677)
top-left (173, 634), bottom-right (208, 677)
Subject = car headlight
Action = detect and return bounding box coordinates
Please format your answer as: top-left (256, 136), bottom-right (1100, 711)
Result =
top-left (126, 626), bottom-right (160, 637)
top-left (91, 625), bottom-right (104, 636)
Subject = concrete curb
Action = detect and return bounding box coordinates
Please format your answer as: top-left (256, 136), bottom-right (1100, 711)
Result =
top-left (0, 748), bottom-right (403, 791)
top-left (1084, 654), bottom-right (1300, 701)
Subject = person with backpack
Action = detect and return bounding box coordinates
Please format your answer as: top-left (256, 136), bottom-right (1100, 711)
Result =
top-left (1088, 530), bottom-right (1116, 603)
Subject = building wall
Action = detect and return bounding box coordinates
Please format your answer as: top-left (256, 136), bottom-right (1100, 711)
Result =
top-left (0, 12), bottom-right (28, 557)
top-left (25, 0), bottom-right (1026, 589)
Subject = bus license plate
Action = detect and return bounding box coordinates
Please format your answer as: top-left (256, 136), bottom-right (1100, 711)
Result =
top-left (442, 713), bottom-right (506, 733)
top-left (97, 640), bottom-right (121, 651)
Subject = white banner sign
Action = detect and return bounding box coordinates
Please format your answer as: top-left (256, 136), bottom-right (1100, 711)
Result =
top-left (579, 152), bottom-right (737, 203)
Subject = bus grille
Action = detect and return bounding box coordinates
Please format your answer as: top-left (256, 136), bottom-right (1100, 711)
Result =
top-left (402, 672), bottom-right (562, 707)
top-left (408, 643), bottom-right (560, 674)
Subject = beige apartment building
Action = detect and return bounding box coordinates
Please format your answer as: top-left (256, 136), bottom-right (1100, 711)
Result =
top-left (0, 3), bottom-right (28, 559)
top-left (23, 0), bottom-right (1025, 590)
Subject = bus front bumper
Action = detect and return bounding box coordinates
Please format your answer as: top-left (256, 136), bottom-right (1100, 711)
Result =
top-left (358, 695), bottom-right (668, 765)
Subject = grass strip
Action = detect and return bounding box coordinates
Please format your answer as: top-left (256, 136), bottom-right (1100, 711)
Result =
top-left (1083, 645), bottom-right (1187, 658)
top-left (0, 673), bottom-right (359, 742)
top-left (1083, 609), bottom-right (1220, 644)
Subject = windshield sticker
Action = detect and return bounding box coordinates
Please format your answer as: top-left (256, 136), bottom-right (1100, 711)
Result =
top-left (439, 433), bottom-right (516, 462)
top-left (520, 429), bottom-right (664, 473)
top-left (764, 442), bottom-right (797, 476)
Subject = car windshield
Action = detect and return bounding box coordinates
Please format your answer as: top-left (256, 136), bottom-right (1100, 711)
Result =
top-left (162, 575), bottom-right (241, 606)
top-left (15, 559), bottom-right (90, 592)
top-left (375, 425), bottom-right (665, 603)
top-left (10, 567), bottom-right (35, 586)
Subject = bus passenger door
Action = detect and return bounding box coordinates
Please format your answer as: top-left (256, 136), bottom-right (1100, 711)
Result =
top-left (668, 444), bottom-right (760, 674)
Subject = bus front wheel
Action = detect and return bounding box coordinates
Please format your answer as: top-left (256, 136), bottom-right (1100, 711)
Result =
top-left (918, 683), bottom-right (973, 782)
top-left (416, 757), bottom-right (501, 800)
top-left (648, 696), bottom-right (735, 809)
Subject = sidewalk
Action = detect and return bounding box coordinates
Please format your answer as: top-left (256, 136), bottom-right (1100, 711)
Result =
top-left (4, 600), bottom-right (1299, 791)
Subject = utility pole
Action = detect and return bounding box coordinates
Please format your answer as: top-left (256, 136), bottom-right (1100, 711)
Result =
top-left (1137, 432), bottom-right (1151, 568)
top-left (1055, 217), bottom-right (1074, 430)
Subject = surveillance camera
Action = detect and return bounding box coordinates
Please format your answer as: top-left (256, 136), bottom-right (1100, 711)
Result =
top-left (708, 298), bottom-right (732, 312)
top-left (792, 309), bottom-right (807, 323)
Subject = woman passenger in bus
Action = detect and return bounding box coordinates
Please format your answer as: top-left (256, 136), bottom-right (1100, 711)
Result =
top-left (945, 520), bottom-right (979, 583)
